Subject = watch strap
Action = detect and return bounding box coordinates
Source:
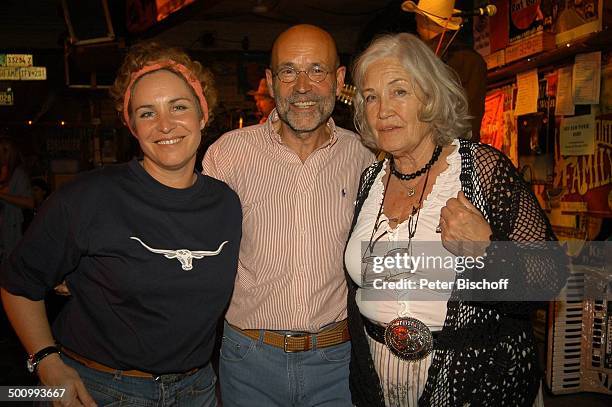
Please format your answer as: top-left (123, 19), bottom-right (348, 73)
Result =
top-left (27, 346), bottom-right (60, 373)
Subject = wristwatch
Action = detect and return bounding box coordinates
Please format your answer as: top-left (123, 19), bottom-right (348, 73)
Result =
top-left (26, 346), bottom-right (60, 373)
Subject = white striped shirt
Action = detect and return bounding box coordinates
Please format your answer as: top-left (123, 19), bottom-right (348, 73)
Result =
top-left (203, 110), bottom-right (374, 332)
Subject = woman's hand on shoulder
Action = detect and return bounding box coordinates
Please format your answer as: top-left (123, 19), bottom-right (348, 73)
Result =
top-left (37, 354), bottom-right (97, 407)
top-left (439, 191), bottom-right (492, 257)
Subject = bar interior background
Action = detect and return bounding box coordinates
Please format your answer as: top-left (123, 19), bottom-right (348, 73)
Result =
top-left (0, 0), bottom-right (610, 405)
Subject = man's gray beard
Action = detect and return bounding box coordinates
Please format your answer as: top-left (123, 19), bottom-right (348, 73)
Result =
top-left (275, 83), bottom-right (337, 135)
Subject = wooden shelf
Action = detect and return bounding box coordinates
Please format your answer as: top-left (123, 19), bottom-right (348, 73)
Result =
top-left (487, 29), bottom-right (611, 88)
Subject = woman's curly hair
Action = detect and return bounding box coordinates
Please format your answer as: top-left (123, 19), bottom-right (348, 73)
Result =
top-left (109, 42), bottom-right (218, 128)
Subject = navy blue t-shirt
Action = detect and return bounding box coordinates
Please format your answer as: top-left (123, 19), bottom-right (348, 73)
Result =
top-left (1, 159), bottom-right (241, 374)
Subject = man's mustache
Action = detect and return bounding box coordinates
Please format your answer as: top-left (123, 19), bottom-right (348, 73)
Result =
top-left (285, 95), bottom-right (325, 103)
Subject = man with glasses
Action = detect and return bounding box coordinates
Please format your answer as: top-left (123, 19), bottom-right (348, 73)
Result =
top-left (203, 24), bottom-right (374, 406)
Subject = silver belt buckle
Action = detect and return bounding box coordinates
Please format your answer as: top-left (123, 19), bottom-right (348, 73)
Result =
top-left (384, 317), bottom-right (433, 361)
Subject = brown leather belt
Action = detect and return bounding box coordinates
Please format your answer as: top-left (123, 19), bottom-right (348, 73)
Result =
top-left (59, 346), bottom-right (198, 379)
top-left (233, 319), bottom-right (350, 353)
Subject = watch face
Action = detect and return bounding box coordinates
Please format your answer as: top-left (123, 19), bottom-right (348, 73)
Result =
top-left (26, 358), bottom-right (35, 373)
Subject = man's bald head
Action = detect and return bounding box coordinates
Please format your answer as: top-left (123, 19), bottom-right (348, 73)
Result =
top-left (270, 24), bottom-right (340, 69)
top-left (265, 24), bottom-right (345, 137)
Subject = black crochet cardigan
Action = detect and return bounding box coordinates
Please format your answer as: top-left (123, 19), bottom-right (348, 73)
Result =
top-left (345, 140), bottom-right (568, 406)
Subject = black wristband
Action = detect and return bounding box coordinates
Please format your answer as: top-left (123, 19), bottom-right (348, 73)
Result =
top-left (26, 346), bottom-right (60, 373)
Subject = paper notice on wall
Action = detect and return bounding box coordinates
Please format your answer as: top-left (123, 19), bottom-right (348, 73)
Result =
top-left (514, 69), bottom-right (539, 116)
top-left (555, 117), bottom-right (612, 216)
top-left (573, 51), bottom-right (601, 105)
top-left (555, 66), bottom-right (575, 116)
top-left (560, 114), bottom-right (595, 156)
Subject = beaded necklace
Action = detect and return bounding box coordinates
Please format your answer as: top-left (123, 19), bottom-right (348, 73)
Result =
top-left (390, 145), bottom-right (442, 181)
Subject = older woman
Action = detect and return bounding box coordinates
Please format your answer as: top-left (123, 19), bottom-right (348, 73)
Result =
top-left (1, 43), bottom-right (241, 406)
top-left (344, 33), bottom-right (566, 406)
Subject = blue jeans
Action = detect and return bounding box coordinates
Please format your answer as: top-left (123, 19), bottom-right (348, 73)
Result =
top-left (219, 321), bottom-right (352, 407)
top-left (60, 353), bottom-right (217, 406)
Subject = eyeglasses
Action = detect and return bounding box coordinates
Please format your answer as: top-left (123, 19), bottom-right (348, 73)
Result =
top-left (272, 66), bottom-right (332, 83)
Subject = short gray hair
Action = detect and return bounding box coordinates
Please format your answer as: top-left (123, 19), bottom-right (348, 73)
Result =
top-left (352, 33), bottom-right (472, 149)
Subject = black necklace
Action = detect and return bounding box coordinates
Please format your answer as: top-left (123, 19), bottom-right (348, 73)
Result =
top-left (390, 145), bottom-right (442, 181)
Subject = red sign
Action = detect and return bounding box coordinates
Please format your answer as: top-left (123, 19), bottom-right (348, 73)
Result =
top-left (127, 0), bottom-right (196, 33)
top-left (156, 0), bottom-right (196, 22)
top-left (511, 0), bottom-right (541, 30)
top-left (482, 91), bottom-right (506, 151)
top-left (490, 0), bottom-right (509, 52)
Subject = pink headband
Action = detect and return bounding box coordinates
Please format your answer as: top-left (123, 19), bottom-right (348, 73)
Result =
top-left (122, 60), bottom-right (209, 134)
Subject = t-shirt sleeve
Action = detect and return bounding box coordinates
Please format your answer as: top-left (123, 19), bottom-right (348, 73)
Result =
top-left (0, 191), bottom-right (83, 300)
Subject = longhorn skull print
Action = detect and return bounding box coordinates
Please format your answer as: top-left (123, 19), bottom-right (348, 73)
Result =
top-left (130, 237), bottom-right (228, 271)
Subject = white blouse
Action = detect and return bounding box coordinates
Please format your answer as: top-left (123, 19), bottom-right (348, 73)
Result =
top-left (345, 140), bottom-right (461, 330)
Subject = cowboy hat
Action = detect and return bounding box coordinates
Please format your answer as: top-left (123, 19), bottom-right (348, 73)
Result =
top-left (247, 78), bottom-right (271, 97)
top-left (401, 0), bottom-right (462, 30)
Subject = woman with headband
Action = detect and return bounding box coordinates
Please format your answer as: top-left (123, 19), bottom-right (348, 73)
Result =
top-left (1, 42), bottom-right (241, 406)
